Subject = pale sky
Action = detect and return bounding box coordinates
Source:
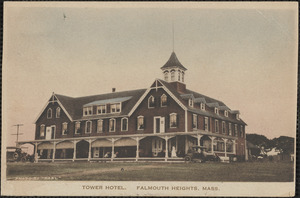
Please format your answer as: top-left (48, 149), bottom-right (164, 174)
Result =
top-left (3, 2), bottom-right (298, 147)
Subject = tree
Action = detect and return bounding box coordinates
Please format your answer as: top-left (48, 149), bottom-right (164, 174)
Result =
top-left (246, 134), bottom-right (273, 153)
top-left (272, 136), bottom-right (294, 154)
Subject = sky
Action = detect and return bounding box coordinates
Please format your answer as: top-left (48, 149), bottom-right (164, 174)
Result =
top-left (3, 2), bottom-right (298, 147)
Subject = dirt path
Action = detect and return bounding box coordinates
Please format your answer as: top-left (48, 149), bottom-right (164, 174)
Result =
top-left (52, 164), bottom-right (161, 179)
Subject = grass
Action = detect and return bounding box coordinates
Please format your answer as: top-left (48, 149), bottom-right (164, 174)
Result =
top-left (6, 161), bottom-right (294, 182)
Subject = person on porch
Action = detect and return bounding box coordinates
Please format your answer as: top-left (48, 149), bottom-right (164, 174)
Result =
top-left (171, 146), bottom-right (177, 158)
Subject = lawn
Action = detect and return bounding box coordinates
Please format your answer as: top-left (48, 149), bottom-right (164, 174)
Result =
top-left (6, 161), bottom-right (294, 182)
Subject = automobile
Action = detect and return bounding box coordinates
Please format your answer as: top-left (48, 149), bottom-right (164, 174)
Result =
top-left (184, 146), bottom-right (209, 163)
top-left (7, 147), bottom-right (34, 162)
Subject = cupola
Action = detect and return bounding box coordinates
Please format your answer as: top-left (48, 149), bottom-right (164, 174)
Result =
top-left (161, 52), bottom-right (187, 83)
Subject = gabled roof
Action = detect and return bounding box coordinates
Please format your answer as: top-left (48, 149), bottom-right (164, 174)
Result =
top-left (160, 52), bottom-right (187, 71)
top-left (55, 89), bottom-right (146, 120)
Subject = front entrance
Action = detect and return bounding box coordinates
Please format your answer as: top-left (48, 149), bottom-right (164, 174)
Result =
top-left (153, 116), bottom-right (165, 133)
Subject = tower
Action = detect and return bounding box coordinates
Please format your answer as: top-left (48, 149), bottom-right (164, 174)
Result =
top-left (161, 52), bottom-right (187, 93)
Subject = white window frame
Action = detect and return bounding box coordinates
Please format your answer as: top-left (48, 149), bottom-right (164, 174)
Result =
top-left (121, 117), bottom-right (128, 131)
top-left (214, 107), bottom-right (219, 115)
top-left (56, 107), bottom-right (61, 118)
top-left (62, 122), bottom-right (68, 135)
top-left (169, 113), bottom-right (177, 128)
top-left (161, 94), bottom-right (167, 107)
top-left (97, 120), bottom-right (103, 133)
top-left (110, 103), bottom-right (121, 113)
top-left (40, 124), bottom-right (45, 137)
top-left (137, 116), bottom-right (144, 130)
top-left (171, 70), bottom-right (175, 81)
top-left (215, 119), bottom-right (219, 133)
top-left (222, 121), bottom-right (226, 134)
top-left (189, 99), bottom-right (194, 107)
top-left (236, 114), bottom-right (240, 120)
top-left (75, 122), bottom-right (81, 134)
top-left (47, 108), bottom-right (52, 119)
top-left (148, 96), bottom-right (155, 109)
top-left (164, 71), bottom-right (169, 81)
top-left (97, 105), bottom-right (106, 115)
top-left (200, 103), bottom-right (205, 111)
top-left (224, 110), bottom-right (228, 117)
top-left (85, 121), bottom-right (92, 133)
top-left (192, 114), bottom-right (197, 129)
top-left (228, 123), bottom-right (232, 136)
top-left (83, 106), bottom-right (93, 116)
top-left (204, 117), bottom-right (208, 131)
top-left (109, 118), bottom-right (116, 132)
top-left (178, 70), bottom-right (181, 81)
top-left (234, 124), bottom-right (238, 136)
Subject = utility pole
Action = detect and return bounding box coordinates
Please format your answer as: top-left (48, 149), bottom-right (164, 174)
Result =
top-left (12, 124), bottom-right (24, 147)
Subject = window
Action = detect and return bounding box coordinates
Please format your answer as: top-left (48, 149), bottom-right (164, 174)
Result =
top-left (234, 124), bottom-right (238, 136)
top-left (40, 125), bottom-right (45, 137)
top-left (121, 118), bottom-right (128, 131)
top-left (240, 125), bottom-right (244, 137)
top-left (192, 114), bottom-right (197, 129)
top-left (109, 119), bottom-right (116, 132)
top-left (214, 107), bottom-right (219, 115)
top-left (226, 140), bottom-right (233, 152)
top-left (222, 121), bottom-right (226, 134)
top-left (47, 108), bottom-right (52, 119)
top-left (228, 123), bottom-right (232, 136)
top-left (161, 94), bottom-right (167, 107)
top-left (148, 96), bottom-right (155, 108)
top-left (182, 72), bottom-right (185, 82)
top-left (171, 70), bottom-right (175, 81)
top-left (97, 120), bottom-right (103, 133)
top-left (178, 71), bottom-right (181, 81)
top-left (236, 114), bottom-right (240, 120)
top-left (170, 113), bottom-right (177, 128)
top-left (97, 105), bottom-right (106, 114)
top-left (75, 122), bottom-right (81, 134)
top-left (164, 72), bottom-right (169, 81)
top-left (62, 122), bottom-right (68, 135)
top-left (215, 119), bottom-right (219, 133)
top-left (200, 103), bottom-right (205, 111)
top-left (224, 110), bottom-right (228, 117)
top-left (86, 121), bottom-right (92, 133)
top-left (56, 107), bottom-right (61, 118)
top-left (83, 106), bottom-right (93, 116)
top-left (189, 99), bottom-right (194, 107)
top-left (110, 103), bottom-right (121, 113)
top-left (204, 117), bottom-right (209, 131)
top-left (137, 116), bottom-right (144, 130)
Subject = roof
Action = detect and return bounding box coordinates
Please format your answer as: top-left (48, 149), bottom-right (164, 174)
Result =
top-left (83, 96), bottom-right (132, 107)
top-left (55, 89), bottom-right (146, 120)
top-left (160, 52), bottom-right (187, 71)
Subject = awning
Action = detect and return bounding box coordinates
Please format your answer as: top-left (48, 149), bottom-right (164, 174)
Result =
top-left (92, 139), bottom-right (112, 147)
top-left (56, 141), bottom-right (74, 149)
top-left (37, 142), bottom-right (53, 150)
top-left (115, 138), bottom-right (137, 147)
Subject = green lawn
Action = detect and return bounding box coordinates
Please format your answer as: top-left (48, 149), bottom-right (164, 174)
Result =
top-left (6, 161), bottom-right (294, 182)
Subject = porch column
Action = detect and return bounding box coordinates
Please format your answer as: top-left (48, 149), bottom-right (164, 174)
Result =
top-left (136, 137), bottom-right (140, 161)
top-left (88, 139), bottom-right (92, 161)
top-left (73, 140), bottom-right (77, 162)
top-left (224, 138), bottom-right (228, 157)
top-left (233, 140), bottom-right (236, 154)
top-left (52, 142), bottom-right (56, 162)
top-left (111, 138), bottom-right (115, 161)
top-left (210, 136), bottom-right (215, 153)
top-left (185, 136), bottom-right (188, 154)
top-left (165, 137), bottom-right (169, 161)
top-left (34, 142), bottom-right (39, 163)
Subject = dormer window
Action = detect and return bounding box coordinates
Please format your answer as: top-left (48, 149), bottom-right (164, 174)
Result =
top-left (200, 103), bottom-right (205, 111)
top-left (56, 107), bottom-right (61, 118)
top-left (214, 107), bottom-right (219, 115)
top-left (110, 103), bottom-right (121, 113)
top-left (164, 71), bottom-right (169, 81)
top-left (171, 70), bottom-right (175, 81)
top-left (47, 108), bottom-right (52, 119)
top-left (83, 106), bottom-right (93, 116)
top-left (148, 96), bottom-right (155, 108)
top-left (224, 110), bottom-right (228, 117)
top-left (97, 105), bottom-right (106, 114)
top-left (161, 94), bottom-right (167, 107)
top-left (189, 99), bottom-right (194, 107)
top-left (236, 114), bottom-right (240, 120)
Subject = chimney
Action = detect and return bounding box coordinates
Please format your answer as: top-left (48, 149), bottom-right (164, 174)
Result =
top-left (112, 88), bottom-right (116, 93)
